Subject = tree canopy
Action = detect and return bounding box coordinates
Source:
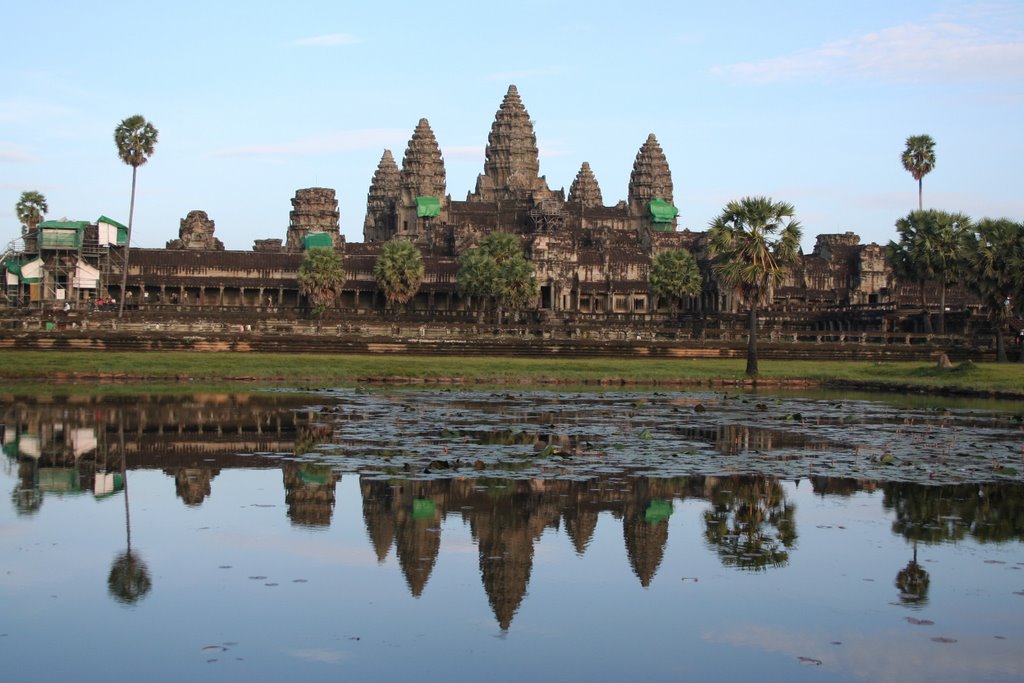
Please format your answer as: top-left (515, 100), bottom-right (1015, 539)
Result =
top-left (885, 209), bottom-right (971, 334)
top-left (457, 232), bottom-right (537, 322)
top-left (114, 114), bottom-right (159, 319)
top-left (708, 196), bottom-right (802, 376)
top-left (298, 247), bottom-right (346, 319)
top-left (649, 248), bottom-right (702, 309)
top-left (15, 190), bottom-right (47, 234)
top-left (901, 134), bottom-right (936, 211)
top-left (962, 218), bottom-right (1024, 361)
top-left (374, 239), bottom-right (425, 311)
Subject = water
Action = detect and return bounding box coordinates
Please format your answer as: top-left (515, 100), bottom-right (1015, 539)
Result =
top-left (2, 390), bottom-right (1023, 682)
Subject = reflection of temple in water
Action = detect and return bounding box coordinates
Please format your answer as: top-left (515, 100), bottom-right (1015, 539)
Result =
top-left (1, 393), bottom-right (321, 507)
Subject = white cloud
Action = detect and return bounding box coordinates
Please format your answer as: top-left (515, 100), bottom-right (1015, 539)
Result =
top-left (213, 129), bottom-right (408, 158)
top-left (288, 33), bottom-right (359, 47)
top-left (712, 17), bottom-right (1024, 83)
top-left (0, 142), bottom-right (37, 163)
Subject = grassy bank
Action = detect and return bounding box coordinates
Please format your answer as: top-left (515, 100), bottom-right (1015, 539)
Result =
top-left (0, 351), bottom-right (1021, 396)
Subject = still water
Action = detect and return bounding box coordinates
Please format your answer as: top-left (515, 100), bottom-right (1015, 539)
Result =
top-left (2, 390), bottom-right (1023, 682)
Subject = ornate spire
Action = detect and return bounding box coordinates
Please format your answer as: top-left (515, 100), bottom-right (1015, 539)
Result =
top-left (483, 84), bottom-right (540, 186)
top-left (363, 149), bottom-right (401, 242)
top-left (627, 133), bottom-right (674, 209)
top-left (470, 85), bottom-right (549, 201)
top-left (567, 162), bottom-right (604, 208)
top-left (400, 118), bottom-right (446, 200)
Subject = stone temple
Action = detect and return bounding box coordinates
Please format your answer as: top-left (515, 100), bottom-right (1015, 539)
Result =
top-left (1, 85), bottom-right (981, 338)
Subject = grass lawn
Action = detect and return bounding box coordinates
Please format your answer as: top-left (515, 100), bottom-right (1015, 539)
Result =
top-left (0, 351), bottom-right (1021, 396)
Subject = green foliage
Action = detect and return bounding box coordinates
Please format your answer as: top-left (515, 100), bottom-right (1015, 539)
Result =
top-left (962, 218), bottom-right (1024, 360)
top-left (374, 239), bottom-right (425, 310)
top-left (708, 196), bottom-right (802, 376)
top-left (649, 248), bottom-right (702, 305)
top-left (298, 247), bottom-right (346, 318)
top-left (15, 190), bottom-right (47, 232)
top-left (707, 197), bottom-right (802, 305)
top-left (886, 209), bottom-right (972, 333)
top-left (457, 233), bottom-right (537, 320)
top-left (114, 115), bottom-right (159, 169)
top-left (901, 134), bottom-right (936, 209)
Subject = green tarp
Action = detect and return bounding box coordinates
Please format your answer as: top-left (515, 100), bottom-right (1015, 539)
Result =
top-left (412, 498), bottom-right (436, 520)
top-left (648, 197), bottom-right (678, 226)
top-left (97, 215), bottom-right (128, 245)
top-left (302, 232), bottom-right (334, 250)
top-left (3, 260), bottom-right (21, 276)
top-left (39, 220), bottom-right (89, 249)
top-left (644, 499), bottom-right (672, 524)
top-left (416, 196), bottom-right (441, 218)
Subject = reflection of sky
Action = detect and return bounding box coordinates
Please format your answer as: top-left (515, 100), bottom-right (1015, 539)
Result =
top-left (1, 469), bottom-right (1022, 682)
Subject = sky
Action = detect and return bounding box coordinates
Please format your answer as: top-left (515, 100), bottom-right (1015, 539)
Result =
top-left (2, 0), bottom-right (1022, 253)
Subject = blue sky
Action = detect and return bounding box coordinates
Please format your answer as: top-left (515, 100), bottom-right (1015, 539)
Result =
top-left (2, 0), bottom-right (1022, 252)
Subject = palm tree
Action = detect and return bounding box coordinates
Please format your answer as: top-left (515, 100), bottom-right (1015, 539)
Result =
top-left (901, 134), bottom-right (936, 211)
top-left (15, 190), bottom-right (48, 235)
top-left (963, 218), bottom-right (1024, 361)
top-left (456, 233), bottom-right (537, 324)
top-left (108, 422), bottom-right (151, 605)
top-left (707, 196), bottom-right (802, 377)
top-left (297, 247), bottom-right (346, 322)
top-left (886, 210), bottom-right (970, 335)
top-left (114, 115), bottom-right (159, 319)
top-left (649, 248), bottom-right (702, 319)
top-left (373, 239), bottom-right (425, 313)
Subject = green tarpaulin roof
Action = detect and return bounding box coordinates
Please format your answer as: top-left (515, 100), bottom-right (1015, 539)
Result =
top-left (648, 197), bottom-right (678, 225)
top-left (3, 260), bottom-right (21, 276)
top-left (38, 220), bottom-right (90, 230)
top-left (302, 232), bottom-right (334, 250)
top-left (416, 196), bottom-right (441, 218)
top-left (644, 499), bottom-right (673, 524)
top-left (97, 215), bottom-right (128, 230)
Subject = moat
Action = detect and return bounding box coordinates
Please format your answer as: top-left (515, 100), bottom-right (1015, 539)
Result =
top-left (3, 389), bottom-right (1023, 681)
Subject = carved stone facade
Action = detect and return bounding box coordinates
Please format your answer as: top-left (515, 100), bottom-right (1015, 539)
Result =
top-left (166, 210), bottom-right (224, 251)
top-left (285, 187), bottom-right (341, 252)
top-left (363, 149), bottom-right (400, 243)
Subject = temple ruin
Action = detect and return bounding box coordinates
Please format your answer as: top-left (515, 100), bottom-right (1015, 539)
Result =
top-left (0, 84), bottom-right (996, 342)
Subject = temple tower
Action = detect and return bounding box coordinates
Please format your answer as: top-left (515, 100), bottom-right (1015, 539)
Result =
top-left (628, 134), bottom-right (678, 230)
top-left (398, 118), bottom-right (447, 240)
top-left (567, 162), bottom-right (604, 208)
top-left (470, 85), bottom-right (550, 202)
top-left (167, 210), bottom-right (224, 250)
top-left (363, 149), bottom-right (401, 243)
top-left (285, 187), bottom-right (341, 251)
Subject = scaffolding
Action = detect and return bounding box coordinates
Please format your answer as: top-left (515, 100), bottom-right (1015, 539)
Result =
top-left (2, 219), bottom-right (126, 309)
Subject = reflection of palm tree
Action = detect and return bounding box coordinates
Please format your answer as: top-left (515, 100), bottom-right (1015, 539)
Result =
top-left (895, 541), bottom-right (930, 606)
top-left (108, 423), bottom-right (151, 605)
top-left (703, 477), bottom-right (796, 571)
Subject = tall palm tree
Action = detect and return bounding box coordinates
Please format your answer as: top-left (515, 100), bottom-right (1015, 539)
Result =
top-left (15, 190), bottom-right (48, 234)
top-left (708, 196), bottom-right (802, 377)
top-left (374, 239), bottom-right (425, 313)
top-left (114, 115), bottom-right (159, 319)
top-left (108, 422), bottom-right (151, 605)
top-left (901, 134), bottom-right (936, 211)
top-left (963, 218), bottom-right (1024, 361)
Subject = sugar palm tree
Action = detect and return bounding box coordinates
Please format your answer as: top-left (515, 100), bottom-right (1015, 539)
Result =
top-left (374, 239), bottom-right (425, 313)
top-left (886, 210), bottom-right (970, 335)
top-left (456, 232), bottom-right (537, 324)
top-left (108, 422), bottom-right (151, 605)
top-left (963, 218), bottom-right (1024, 361)
top-left (297, 247), bottom-right (346, 322)
top-left (708, 196), bottom-right (802, 377)
top-left (901, 134), bottom-right (936, 211)
top-left (15, 190), bottom-right (48, 234)
top-left (114, 115), bottom-right (159, 319)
